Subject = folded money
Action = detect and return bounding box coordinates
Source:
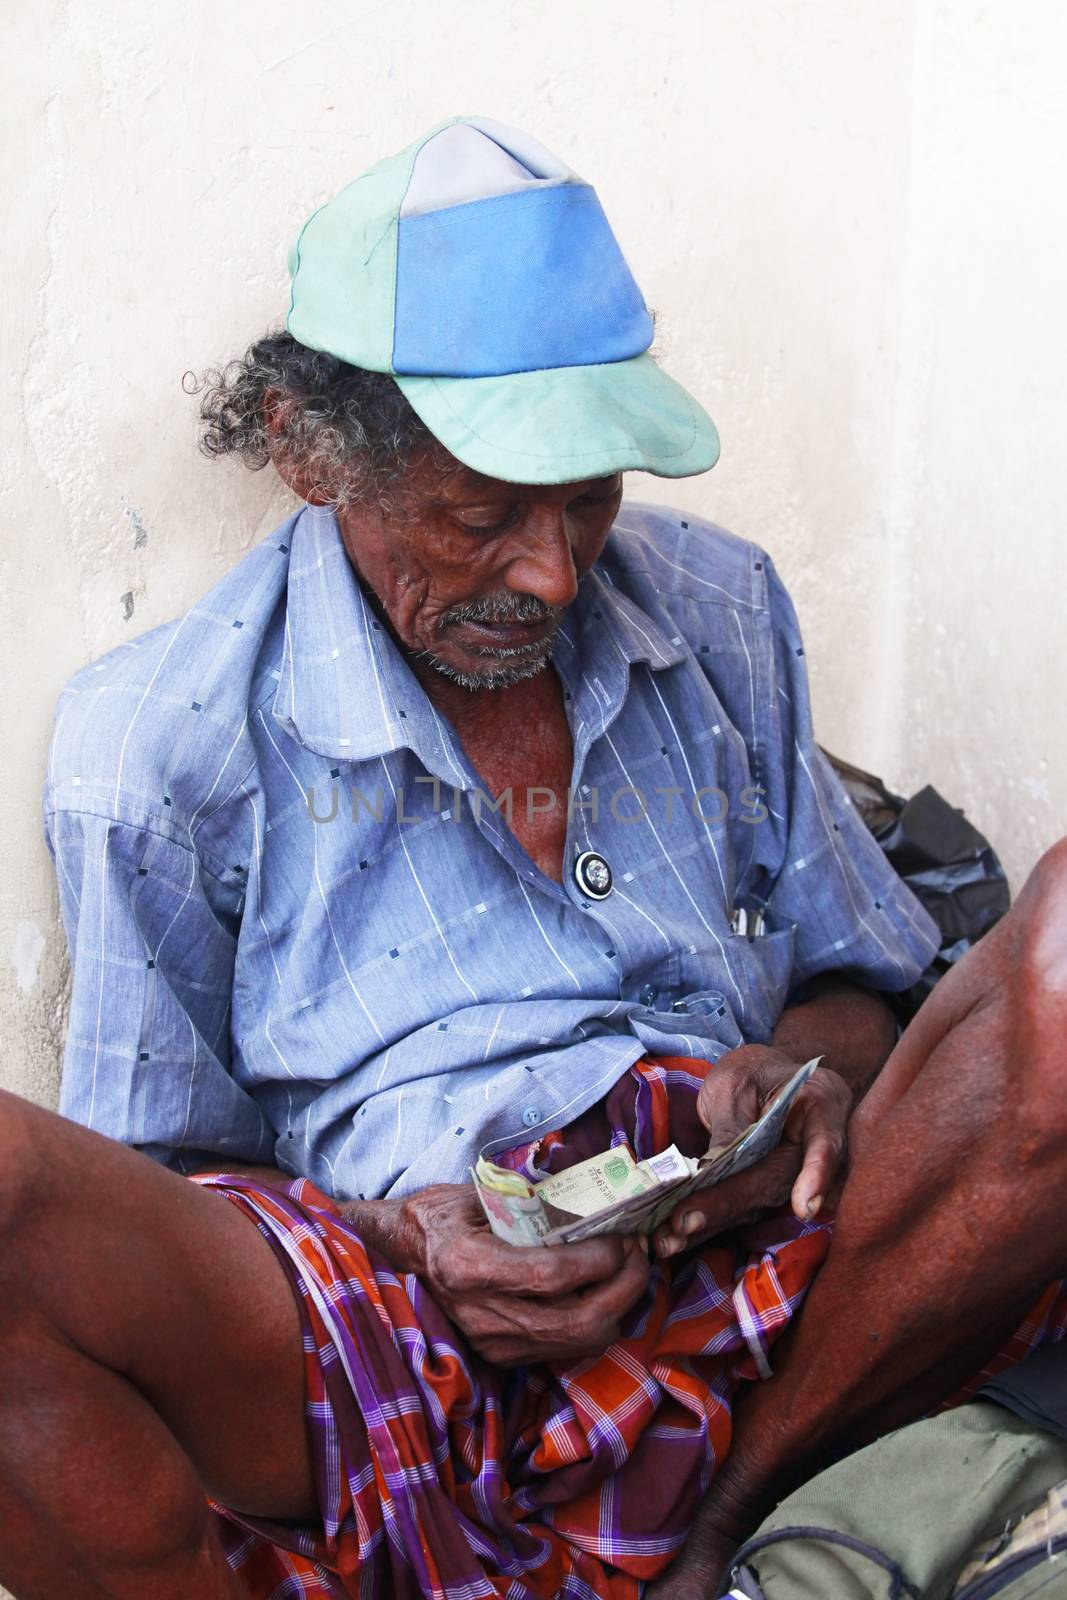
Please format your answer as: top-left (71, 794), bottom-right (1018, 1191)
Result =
top-left (473, 1057), bottom-right (822, 1247)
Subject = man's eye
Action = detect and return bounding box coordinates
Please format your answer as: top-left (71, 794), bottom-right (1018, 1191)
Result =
top-left (457, 509), bottom-right (519, 536)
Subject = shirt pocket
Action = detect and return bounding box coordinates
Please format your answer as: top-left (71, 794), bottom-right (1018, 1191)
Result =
top-left (722, 916), bottom-right (797, 1042)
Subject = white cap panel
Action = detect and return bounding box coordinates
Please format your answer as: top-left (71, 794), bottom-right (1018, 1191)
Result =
top-left (464, 116), bottom-right (579, 181)
top-left (401, 118), bottom-right (578, 217)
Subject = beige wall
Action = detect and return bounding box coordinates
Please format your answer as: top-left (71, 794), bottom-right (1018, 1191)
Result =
top-left (3, 0), bottom-right (1065, 1144)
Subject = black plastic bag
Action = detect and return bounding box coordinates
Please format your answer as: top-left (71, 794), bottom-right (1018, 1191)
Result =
top-left (823, 752), bottom-right (1011, 1021)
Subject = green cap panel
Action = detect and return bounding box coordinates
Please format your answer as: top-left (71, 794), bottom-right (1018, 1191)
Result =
top-left (287, 123), bottom-right (456, 372)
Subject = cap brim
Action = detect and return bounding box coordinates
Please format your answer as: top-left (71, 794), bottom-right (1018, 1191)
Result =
top-left (394, 353), bottom-right (720, 485)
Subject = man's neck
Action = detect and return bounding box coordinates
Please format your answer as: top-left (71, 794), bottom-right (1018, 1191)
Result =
top-left (411, 655), bottom-right (554, 744)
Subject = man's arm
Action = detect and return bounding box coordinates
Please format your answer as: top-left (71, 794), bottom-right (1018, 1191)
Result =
top-left (772, 975), bottom-right (899, 1101)
top-left (45, 806), bottom-right (275, 1167)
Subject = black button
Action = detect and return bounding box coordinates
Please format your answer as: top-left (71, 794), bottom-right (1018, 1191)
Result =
top-left (574, 850), bottom-right (613, 900)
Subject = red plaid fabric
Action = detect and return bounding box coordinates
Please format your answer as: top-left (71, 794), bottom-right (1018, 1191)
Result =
top-left (190, 1055), bottom-right (1067, 1599)
top-left (192, 1056), bottom-right (831, 1596)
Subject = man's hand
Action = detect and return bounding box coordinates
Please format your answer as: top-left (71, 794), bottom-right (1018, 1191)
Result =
top-left (653, 1045), bottom-right (850, 1259)
top-left (347, 1183), bottom-right (650, 1366)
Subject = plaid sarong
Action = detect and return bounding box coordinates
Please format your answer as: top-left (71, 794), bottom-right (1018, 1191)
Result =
top-left (192, 1055), bottom-right (831, 1597)
top-left (190, 1055), bottom-right (1067, 1599)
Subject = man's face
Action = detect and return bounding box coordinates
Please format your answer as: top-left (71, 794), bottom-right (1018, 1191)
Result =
top-left (336, 454), bottom-right (623, 690)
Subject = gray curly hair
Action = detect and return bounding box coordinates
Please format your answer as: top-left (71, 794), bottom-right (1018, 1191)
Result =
top-left (186, 329), bottom-right (446, 511)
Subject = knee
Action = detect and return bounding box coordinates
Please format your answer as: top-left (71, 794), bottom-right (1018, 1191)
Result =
top-left (1003, 843), bottom-right (1067, 1135)
top-left (1015, 839), bottom-right (1067, 995)
top-left (1018, 835), bottom-right (1067, 906)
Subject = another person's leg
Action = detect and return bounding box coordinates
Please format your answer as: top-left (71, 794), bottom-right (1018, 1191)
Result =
top-left (0, 1093), bottom-right (314, 1600)
top-left (651, 838), bottom-right (1067, 1597)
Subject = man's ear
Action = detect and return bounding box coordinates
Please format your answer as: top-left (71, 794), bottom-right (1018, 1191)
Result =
top-left (263, 386), bottom-right (328, 506)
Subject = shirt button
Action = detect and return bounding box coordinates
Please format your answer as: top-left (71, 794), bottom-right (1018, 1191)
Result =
top-left (639, 984), bottom-right (656, 1008)
top-left (573, 850), bottom-right (613, 900)
top-left (521, 1105), bottom-right (541, 1128)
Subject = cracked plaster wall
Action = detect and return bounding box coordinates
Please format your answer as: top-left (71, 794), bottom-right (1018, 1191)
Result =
top-left (3, 0), bottom-right (1064, 1148)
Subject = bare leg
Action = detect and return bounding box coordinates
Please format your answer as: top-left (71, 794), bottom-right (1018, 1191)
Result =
top-left (650, 838), bottom-right (1067, 1597)
top-left (0, 1094), bottom-right (315, 1600)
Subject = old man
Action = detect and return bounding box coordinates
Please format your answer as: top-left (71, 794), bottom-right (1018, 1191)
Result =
top-left (6, 118), bottom-right (1063, 1600)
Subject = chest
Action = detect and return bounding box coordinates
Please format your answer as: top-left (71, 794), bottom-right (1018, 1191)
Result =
top-left (236, 658), bottom-right (792, 1092)
top-left (454, 680), bottom-right (574, 883)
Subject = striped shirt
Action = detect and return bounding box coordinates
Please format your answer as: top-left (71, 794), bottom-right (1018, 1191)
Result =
top-left (43, 501), bottom-right (939, 1200)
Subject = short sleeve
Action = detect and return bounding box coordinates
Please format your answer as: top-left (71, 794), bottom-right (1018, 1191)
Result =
top-left (759, 559), bottom-right (940, 992)
top-left (44, 805), bottom-right (275, 1169)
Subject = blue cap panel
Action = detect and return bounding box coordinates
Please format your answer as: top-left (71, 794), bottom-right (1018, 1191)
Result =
top-left (392, 184), bottom-right (653, 378)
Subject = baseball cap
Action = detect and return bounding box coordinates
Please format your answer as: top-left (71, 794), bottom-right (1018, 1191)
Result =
top-left (287, 116), bottom-right (720, 485)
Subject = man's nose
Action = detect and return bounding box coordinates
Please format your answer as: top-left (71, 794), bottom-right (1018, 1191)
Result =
top-left (503, 512), bottom-right (580, 609)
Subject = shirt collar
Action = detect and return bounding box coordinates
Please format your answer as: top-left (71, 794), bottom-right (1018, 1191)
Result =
top-left (271, 505), bottom-right (685, 775)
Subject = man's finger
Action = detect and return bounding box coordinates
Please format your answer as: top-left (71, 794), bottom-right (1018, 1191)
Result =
top-left (783, 1084), bottom-right (849, 1219)
top-left (671, 1163), bottom-right (774, 1233)
top-left (465, 1246), bottom-right (649, 1361)
top-left (789, 1128), bottom-right (846, 1220)
top-left (653, 1146), bottom-right (801, 1258)
top-left (513, 1245), bottom-right (648, 1352)
top-left (458, 1228), bottom-right (630, 1297)
top-left (696, 1063), bottom-right (760, 1140)
top-left (571, 1237), bottom-right (650, 1326)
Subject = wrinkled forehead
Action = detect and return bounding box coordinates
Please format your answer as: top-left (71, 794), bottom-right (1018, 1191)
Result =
top-left (424, 456), bottom-right (621, 504)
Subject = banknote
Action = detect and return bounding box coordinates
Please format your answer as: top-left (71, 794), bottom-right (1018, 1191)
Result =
top-left (537, 1146), bottom-right (655, 1218)
top-left (474, 1146), bottom-right (665, 1241)
top-left (473, 1057), bottom-right (822, 1247)
top-left (473, 1173), bottom-right (551, 1247)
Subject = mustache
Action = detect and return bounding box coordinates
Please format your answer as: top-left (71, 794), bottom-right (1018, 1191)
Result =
top-left (438, 594), bottom-right (565, 630)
